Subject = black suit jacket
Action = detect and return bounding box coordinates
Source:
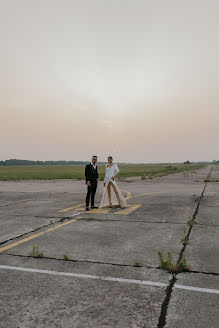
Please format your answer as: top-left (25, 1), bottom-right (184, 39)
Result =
top-left (85, 164), bottom-right (98, 184)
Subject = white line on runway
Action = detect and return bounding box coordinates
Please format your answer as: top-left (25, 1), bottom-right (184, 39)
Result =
top-left (174, 284), bottom-right (219, 294)
top-left (0, 265), bottom-right (218, 294)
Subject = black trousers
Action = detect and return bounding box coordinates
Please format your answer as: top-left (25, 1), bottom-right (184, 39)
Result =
top-left (86, 181), bottom-right (97, 207)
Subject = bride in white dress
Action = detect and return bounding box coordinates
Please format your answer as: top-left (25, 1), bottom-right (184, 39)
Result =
top-left (100, 156), bottom-right (127, 208)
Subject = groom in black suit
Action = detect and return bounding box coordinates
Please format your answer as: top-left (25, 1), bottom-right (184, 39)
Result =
top-left (85, 155), bottom-right (99, 211)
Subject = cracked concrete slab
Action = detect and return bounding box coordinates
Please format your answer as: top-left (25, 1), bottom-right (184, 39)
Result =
top-left (5, 219), bottom-right (186, 267)
top-left (0, 255), bottom-right (170, 328)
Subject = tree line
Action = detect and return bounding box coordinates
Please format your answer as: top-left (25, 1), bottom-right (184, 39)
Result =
top-left (0, 159), bottom-right (217, 166)
top-left (0, 159), bottom-right (94, 166)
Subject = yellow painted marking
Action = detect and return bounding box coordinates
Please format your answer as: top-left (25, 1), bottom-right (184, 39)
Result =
top-left (63, 205), bottom-right (141, 215)
top-left (58, 190), bottom-right (131, 213)
top-left (0, 217), bottom-right (82, 253)
top-left (114, 204), bottom-right (142, 215)
top-left (58, 190), bottom-right (168, 214)
top-left (88, 207), bottom-right (111, 214)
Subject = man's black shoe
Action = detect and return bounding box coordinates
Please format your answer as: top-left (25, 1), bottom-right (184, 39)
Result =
top-left (86, 207), bottom-right (89, 211)
top-left (91, 206), bottom-right (98, 209)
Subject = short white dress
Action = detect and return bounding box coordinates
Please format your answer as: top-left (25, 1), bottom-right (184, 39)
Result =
top-left (100, 163), bottom-right (127, 208)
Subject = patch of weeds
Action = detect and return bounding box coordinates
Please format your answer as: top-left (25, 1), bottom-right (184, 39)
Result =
top-left (30, 246), bottom-right (44, 258)
top-left (157, 251), bottom-right (188, 273)
top-left (187, 219), bottom-right (194, 227)
top-left (158, 251), bottom-right (175, 272)
top-left (204, 167), bottom-right (213, 182)
top-left (177, 255), bottom-right (188, 271)
top-left (63, 254), bottom-right (69, 260)
top-left (182, 228), bottom-right (189, 245)
top-left (133, 261), bottom-right (142, 267)
top-left (85, 217), bottom-right (103, 221)
top-left (50, 220), bottom-right (53, 224)
top-left (85, 217), bottom-right (96, 221)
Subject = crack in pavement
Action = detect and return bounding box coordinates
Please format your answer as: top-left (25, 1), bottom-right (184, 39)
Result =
top-left (157, 275), bottom-right (176, 328)
top-left (0, 216), bottom-right (75, 246)
top-left (181, 269), bottom-right (219, 276)
top-left (156, 166), bottom-right (212, 328)
top-left (0, 253), bottom-right (157, 269)
top-left (0, 199), bottom-right (36, 207)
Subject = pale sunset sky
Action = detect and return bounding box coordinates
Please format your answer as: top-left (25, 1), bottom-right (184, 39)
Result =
top-left (0, 0), bottom-right (218, 163)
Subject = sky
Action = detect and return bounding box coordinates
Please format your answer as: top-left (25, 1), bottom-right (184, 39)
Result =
top-left (0, 0), bottom-right (218, 163)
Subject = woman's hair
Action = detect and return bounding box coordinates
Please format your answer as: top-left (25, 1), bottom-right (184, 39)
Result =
top-left (108, 156), bottom-right (113, 160)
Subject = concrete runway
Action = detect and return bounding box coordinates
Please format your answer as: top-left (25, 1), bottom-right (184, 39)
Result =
top-left (0, 165), bottom-right (218, 328)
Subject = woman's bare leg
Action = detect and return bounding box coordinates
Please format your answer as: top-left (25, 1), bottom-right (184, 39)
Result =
top-left (111, 183), bottom-right (124, 208)
top-left (107, 183), bottom-right (112, 207)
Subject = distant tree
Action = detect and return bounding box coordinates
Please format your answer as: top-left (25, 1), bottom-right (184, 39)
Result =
top-left (184, 160), bottom-right (191, 164)
top-left (5, 159), bottom-right (35, 166)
